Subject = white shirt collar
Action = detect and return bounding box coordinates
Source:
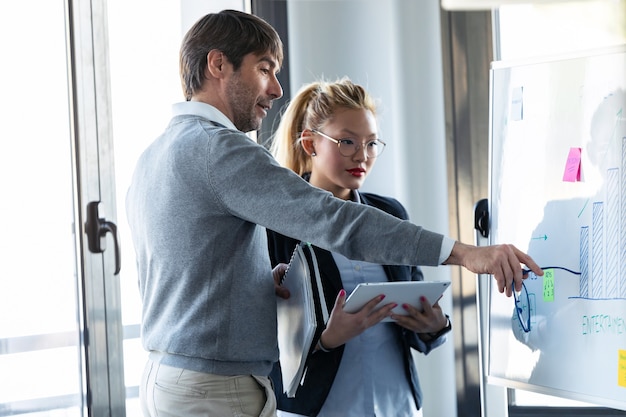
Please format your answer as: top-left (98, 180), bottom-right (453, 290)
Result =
top-left (171, 101), bottom-right (237, 131)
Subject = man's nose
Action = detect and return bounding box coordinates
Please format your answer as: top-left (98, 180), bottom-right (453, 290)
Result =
top-left (270, 74), bottom-right (283, 100)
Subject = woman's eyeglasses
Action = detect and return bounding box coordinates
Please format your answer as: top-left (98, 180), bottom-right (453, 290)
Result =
top-left (312, 129), bottom-right (386, 158)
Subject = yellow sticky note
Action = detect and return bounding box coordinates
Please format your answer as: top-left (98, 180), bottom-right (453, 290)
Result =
top-left (619, 350), bottom-right (626, 388)
top-left (543, 269), bottom-right (555, 302)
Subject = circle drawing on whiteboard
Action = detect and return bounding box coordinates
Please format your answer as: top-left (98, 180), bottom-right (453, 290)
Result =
top-left (514, 281), bottom-right (531, 333)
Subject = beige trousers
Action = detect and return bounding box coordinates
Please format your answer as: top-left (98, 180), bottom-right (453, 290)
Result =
top-left (140, 359), bottom-right (276, 417)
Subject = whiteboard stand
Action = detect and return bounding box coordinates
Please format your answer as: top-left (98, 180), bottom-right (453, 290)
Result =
top-left (474, 198), bottom-right (508, 417)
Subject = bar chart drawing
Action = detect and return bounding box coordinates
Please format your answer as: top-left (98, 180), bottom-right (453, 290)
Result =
top-left (577, 137), bottom-right (626, 300)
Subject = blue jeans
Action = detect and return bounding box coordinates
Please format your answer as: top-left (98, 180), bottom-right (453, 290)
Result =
top-left (140, 359), bottom-right (276, 417)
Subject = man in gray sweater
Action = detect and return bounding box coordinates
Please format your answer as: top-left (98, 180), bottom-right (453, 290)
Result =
top-left (125, 9), bottom-right (542, 417)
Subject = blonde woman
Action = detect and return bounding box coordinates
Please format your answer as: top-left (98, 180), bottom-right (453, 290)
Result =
top-left (268, 78), bottom-right (451, 417)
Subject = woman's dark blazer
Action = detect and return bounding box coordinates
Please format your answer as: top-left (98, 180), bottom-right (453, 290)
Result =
top-left (267, 192), bottom-right (441, 416)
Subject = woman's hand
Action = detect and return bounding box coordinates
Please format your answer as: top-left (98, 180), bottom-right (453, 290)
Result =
top-left (318, 289), bottom-right (396, 350)
top-left (391, 296), bottom-right (447, 335)
top-left (273, 263), bottom-right (290, 299)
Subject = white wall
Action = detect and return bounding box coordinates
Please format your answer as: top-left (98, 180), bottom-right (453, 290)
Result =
top-left (287, 1), bottom-right (457, 416)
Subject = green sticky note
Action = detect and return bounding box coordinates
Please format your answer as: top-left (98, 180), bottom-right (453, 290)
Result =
top-left (543, 269), bottom-right (555, 302)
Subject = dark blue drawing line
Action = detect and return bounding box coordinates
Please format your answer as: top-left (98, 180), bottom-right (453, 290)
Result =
top-left (522, 266), bottom-right (581, 275)
top-left (568, 296), bottom-right (626, 300)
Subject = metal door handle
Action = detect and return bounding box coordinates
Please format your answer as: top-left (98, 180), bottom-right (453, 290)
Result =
top-left (85, 201), bottom-right (121, 275)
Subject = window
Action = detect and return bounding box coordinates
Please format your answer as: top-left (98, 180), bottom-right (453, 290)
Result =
top-left (0, 0), bottom-right (126, 415)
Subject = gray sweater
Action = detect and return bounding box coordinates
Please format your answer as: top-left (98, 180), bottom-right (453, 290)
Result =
top-left (125, 102), bottom-right (444, 377)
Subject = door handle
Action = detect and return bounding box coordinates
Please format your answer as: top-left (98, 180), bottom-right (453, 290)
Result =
top-left (474, 198), bottom-right (489, 239)
top-left (85, 201), bottom-right (121, 275)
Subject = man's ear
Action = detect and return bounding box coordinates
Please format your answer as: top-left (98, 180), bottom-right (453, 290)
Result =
top-left (300, 129), bottom-right (316, 156)
top-left (206, 49), bottom-right (225, 78)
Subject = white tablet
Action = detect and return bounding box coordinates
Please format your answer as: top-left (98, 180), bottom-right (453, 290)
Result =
top-left (343, 280), bottom-right (451, 322)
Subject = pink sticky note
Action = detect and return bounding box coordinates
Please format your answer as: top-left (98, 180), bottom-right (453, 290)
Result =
top-left (563, 147), bottom-right (582, 182)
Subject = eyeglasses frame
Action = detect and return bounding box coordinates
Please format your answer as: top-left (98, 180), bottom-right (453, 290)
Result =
top-left (310, 129), bottom-right (386, 158)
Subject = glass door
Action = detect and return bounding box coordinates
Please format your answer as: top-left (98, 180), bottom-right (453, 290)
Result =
top-left (0, 0), bottom-right (125, 415)
top-left (0, 1), bottom-right (84, 414)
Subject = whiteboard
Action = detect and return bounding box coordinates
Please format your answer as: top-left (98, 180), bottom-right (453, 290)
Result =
top-left (487, 46), bottom-right (626, 410)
